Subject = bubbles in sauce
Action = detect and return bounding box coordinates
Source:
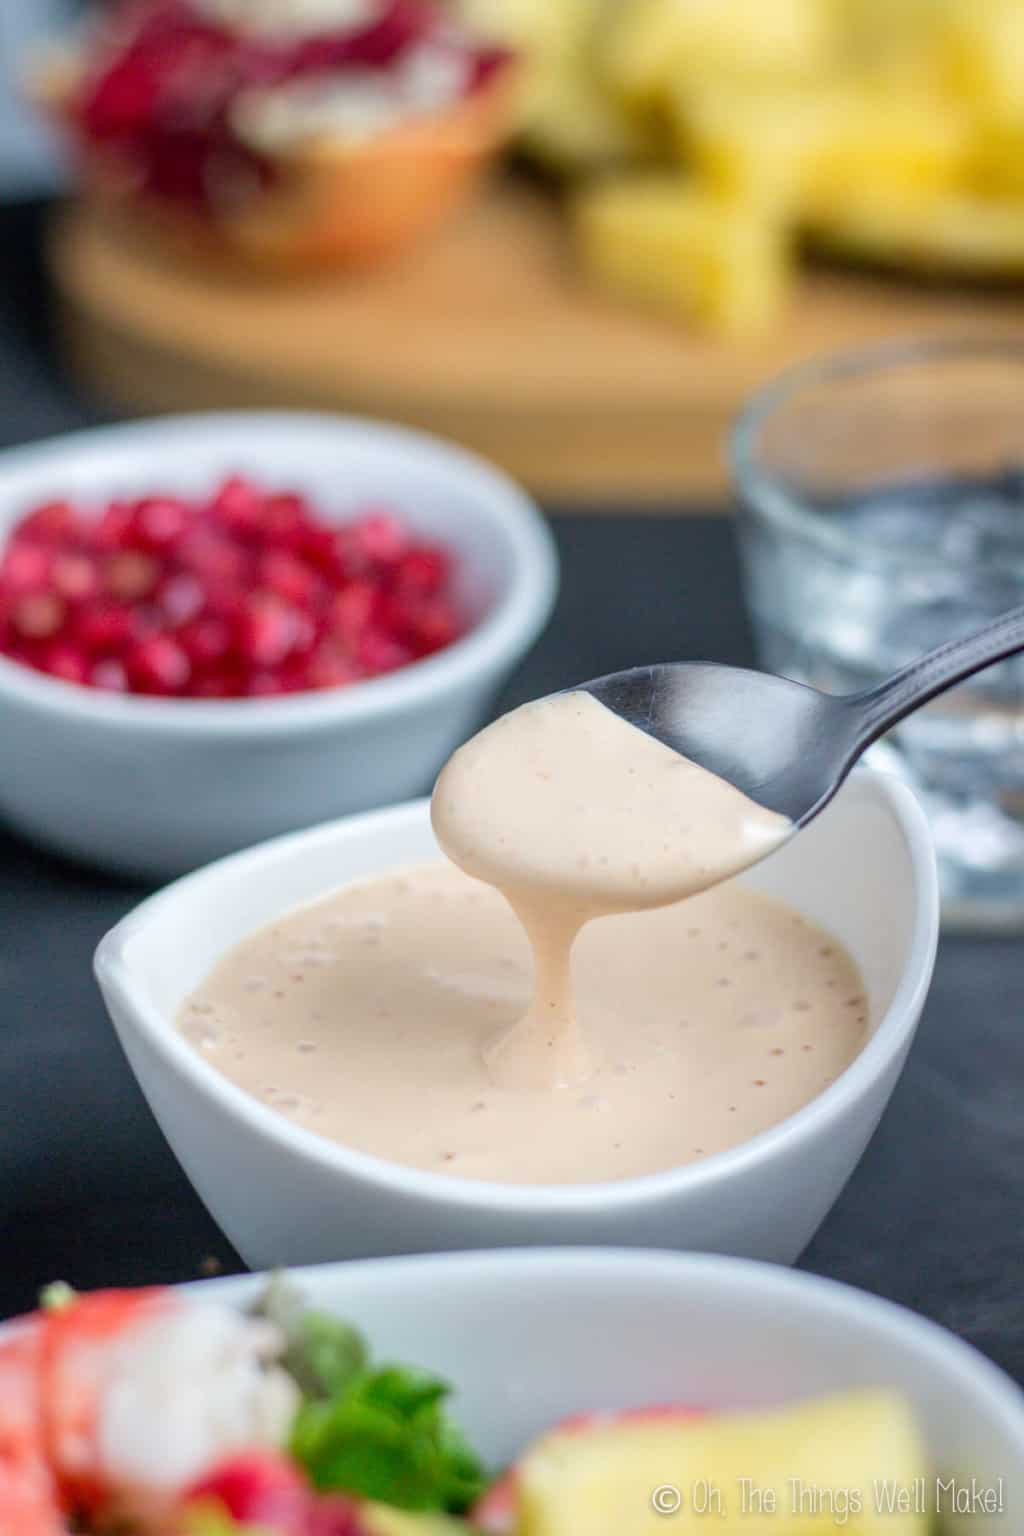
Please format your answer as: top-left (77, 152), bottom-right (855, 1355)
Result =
top-left (177, 690), bottom-right (867, 1185)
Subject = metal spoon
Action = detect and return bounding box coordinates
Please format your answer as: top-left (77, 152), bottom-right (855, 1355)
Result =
top-left (580, 605), bottom-right (1024, 827)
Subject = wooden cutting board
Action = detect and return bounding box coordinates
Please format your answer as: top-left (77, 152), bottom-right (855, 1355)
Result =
top-left (50, 181), bottom-right (1024, 504)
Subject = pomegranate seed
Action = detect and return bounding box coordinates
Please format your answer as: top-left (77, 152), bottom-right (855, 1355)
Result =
top-left (306, 641), bottom-right (361, 690)
top-left (12, 593), bottom-right (66, 640)
top-left (238, 592), bottom-right (301, 667)
top-left (180, 530), bottom-right (250, 587)
top-left (261, 493), bottom-right (309, 547)
top-left (89, 658), bottom-right (129, 692)
top-left (358, 631), bottom-right (412, 674)
top-left (75, 601), bottom-right (134, 654)
top-left (51, 553), bottom-right (100, 602)
top-left (394, 546), bottom-right (448, 596)
top-left (16, 501), bottom-right (78, 544)
top-left (93, 500), bottom-right (136, 551)
top-left (128, 634), bottom-right (191, 694)
top-left (330, 580), bottom-right (378, 642)
top-left (158, 573), bottom-right (204, 625)
top-left (259, 549), bottom-right (321, 608)
top-left (129, 496), bottom-right (191, 550)
top-left (1, 543), bottom-right (51, 592)
top-left (105, 551), bottom-right (160, 600)
top-left (211, 475), bottom-right (263, 537)
top-left (352, 511), bottom-right (409, 567)
top-left (409, 597), bottom-right (461, 654)
top-left (0, 477), bottom-right (463, 697)
top-left (44, 642), bottom-right (89, 686)
top-left (179, 614), bottom-right (233, 666)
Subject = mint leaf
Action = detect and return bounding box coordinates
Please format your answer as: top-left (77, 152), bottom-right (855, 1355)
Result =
top-left (291, 1366), bottom-right (487, 1514)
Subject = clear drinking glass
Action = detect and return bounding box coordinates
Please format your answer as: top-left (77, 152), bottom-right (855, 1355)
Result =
top-left (731, 338), bottom-right (1024, 931)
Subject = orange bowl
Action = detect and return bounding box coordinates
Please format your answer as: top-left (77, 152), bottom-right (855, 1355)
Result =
top-left (34, 52), bottom-right (519, 274)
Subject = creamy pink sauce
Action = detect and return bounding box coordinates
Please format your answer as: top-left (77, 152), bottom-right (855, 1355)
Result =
top-left (179, 691), bottom-right (868, 1185)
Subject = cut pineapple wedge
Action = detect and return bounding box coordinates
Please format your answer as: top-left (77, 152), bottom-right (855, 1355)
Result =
top-left (681, 82), bottom-right (972, 221)
top-left (938, 0), bottom-right (1024, 119)
top-left (603, 0), bottom-right (837, 104)
top-left (575, 177), bottom-right (789, 334)
top-left (517, 1390), bottom-right (930, 1535)
top-left (811, 190), bottom-right (1024, 275)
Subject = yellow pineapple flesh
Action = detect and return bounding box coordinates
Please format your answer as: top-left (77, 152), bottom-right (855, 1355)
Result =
top-left (517, 1390), bottom-right (930, 1536)
top-left (575, 177), bottom-right (789, 334)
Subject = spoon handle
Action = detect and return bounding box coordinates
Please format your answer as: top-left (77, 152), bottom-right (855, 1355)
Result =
top-left (850, 603), bottom-right (1024, 747)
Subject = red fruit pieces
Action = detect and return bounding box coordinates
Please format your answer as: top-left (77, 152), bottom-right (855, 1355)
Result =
top-left (0, 477), bottom-right (463, 698)
top-left (127, 634), bottom-right (192, 695)
top-left (70, 0), bottom-right (498, 218)
top-left (185, 1451), bottom-right (310, 1529)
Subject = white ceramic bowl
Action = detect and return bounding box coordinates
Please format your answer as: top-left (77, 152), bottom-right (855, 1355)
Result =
top-left (0, 413), bottom-right (558, 876)
top-left (190, 1249), bottom-right (1024, 1522)
top-left (96, 768), bottom-right (939, 1270)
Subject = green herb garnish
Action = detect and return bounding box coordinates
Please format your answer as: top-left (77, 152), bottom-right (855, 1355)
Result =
top-left (254, 1279), bottom-right (486, 1514)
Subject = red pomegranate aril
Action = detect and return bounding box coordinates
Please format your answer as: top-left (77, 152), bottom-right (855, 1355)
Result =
top-left (211, 475), bottom-right (264, 537)
top-left (128, 634), bottom-right (192, 694)
top-left (330, 580), bottom-right (378, 642)
top-left (179, 614), bottom-right (234, 667)
top-left (238, 592), bottom-right (302, 667)
top-left (44, 642), bottom-right (90, 686)
top-left (260, 548), bottom-right (322, 609)
top-left (409, 597), bottom-right (461, 654)
top-left (306, 641), bottom-right (361, 690)
top-left (51, 553), bottom-right (101, 603)
top-left (12, 592), bottom-right (66, 641)
top-left (0, 475), bottom-right (463, 696)
top-left (129, 495), bottom-right (192, 550)
top-left (352, 510), bottom-right (410, 568)
top-left (158, 572), bottom-right (205, 625)
top-left (105, 551), bottom-right (160, 600)
top-left (89, 657), bottom-right (130, 692)
top-left (180, 530), bottom-right (251, 589)
top-left (1, 542), bottom-right (52, 592)
top-left (261, 493), bottom-right (310, 548)
top-left (192, 670), bottom-right (244, 698)
top-left (75, 600), bottom-right (134, 654)
top-left (394, 545), bottom-right (448, 596)
top-left (358, 631), bottom-right (413, 674)
top-left (16, 500), bottom-right (79, 545)
top-left (93, 500), bottom-right (136, 552)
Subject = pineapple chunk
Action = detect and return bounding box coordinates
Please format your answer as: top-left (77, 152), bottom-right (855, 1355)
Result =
top-left (810, 190), bottom-right (1024, 275)
top-left (575, 177), bottom-right (789, 334)
top-left (452, 0), bottom-right (649, 171)
top-left (603, 0), bottom-right (838, 105)
top-left (518, 1390), bottom-right (929, 1535)
top-left (938, 0), bottom-right (1024, 119)
top-left (680, 82), bottom-right (971, 221)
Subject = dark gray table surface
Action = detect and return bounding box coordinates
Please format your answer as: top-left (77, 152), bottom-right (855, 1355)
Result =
top-left (0, 202), bottom-right (1021, 1387)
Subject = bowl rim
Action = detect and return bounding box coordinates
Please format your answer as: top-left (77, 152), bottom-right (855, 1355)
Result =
top-left (95, 768), bottom-right (940, 1214)
top-left (729, 334), bottom-right (1024, 579)
top-left (0, 411), bottom-right (559, 736)
top-left (190, 1247), bottom-right (1024, 1435)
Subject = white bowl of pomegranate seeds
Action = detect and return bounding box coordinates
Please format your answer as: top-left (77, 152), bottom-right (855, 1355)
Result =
top-left (0, 413), bottom-right (557, 875)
